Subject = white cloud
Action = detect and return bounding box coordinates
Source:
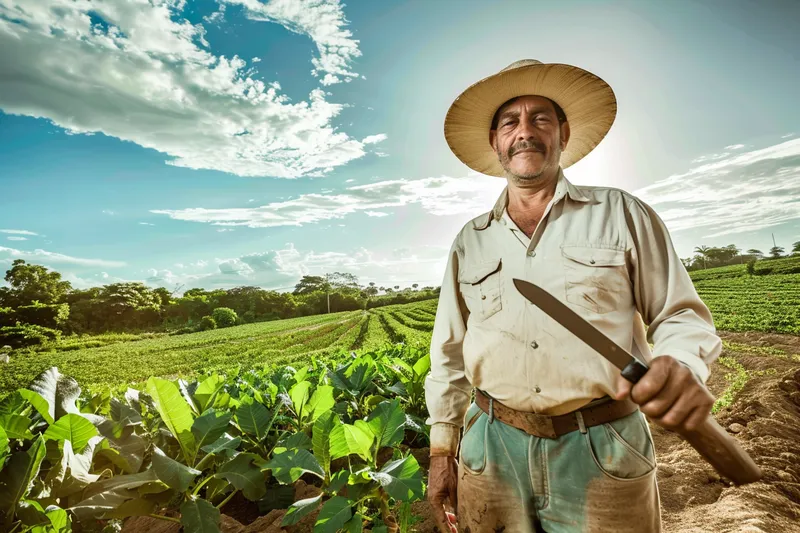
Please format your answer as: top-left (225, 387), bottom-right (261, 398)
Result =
top-left (365, 211), bottom-right (389, 217)
top-left (0, 229), bottom-right (38, 236)
top-left (0, 246), bottom-right (126, 268)
top-left (634, 138), bottom-right (800, 238)
top-left (151, 173), bottom-right (505, 228)
top-left (222, 0), bottom-right (361, 86)
top-left (0, 0), bottom-right (381, 179)
top-left (102, 210), bottom-right (115, 216)
top-left (139, 222), bottom-right (155, 226)
top-left (724, 144), bottom-right (745, 150)
top-left (345, 179), bottom-right (355, 183)
top-left (782, 133), bottom-right (795, 139)
top-left (203, 3), bottom-right (226, 24)
top-left (362, 134), bottom-right (387, 145)
top-left (7, 236), bottom-right (28, 241)
top-left (252, 57), bottom-right (261, 63)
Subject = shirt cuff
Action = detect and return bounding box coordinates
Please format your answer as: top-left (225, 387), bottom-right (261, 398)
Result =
top-left (429, 423), bottom-right (460, 457)
top-left (655, 351), bottom-right (709, 384)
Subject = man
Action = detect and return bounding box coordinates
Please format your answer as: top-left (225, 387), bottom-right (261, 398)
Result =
top-left (425, 59), bottom-right (722, 533)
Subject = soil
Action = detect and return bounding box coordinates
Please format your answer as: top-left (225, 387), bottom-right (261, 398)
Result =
top-left (122, 331), bottom-right (800, 533)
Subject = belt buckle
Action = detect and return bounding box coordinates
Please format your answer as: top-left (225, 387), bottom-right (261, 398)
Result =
top-left (524, 412), bottom-right (557, 439)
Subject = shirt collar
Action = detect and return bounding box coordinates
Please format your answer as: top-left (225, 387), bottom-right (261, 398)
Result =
top-left (473, 168), bottom-right (590, 231)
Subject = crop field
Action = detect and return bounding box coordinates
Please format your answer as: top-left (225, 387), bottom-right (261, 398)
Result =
top-left (1, 270), bottom-right (799, 533)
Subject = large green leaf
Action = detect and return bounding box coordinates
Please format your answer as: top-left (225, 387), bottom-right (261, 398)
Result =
top-left (214, 453), bottom-right (266, 501)
top-left (179, 379), bottom-right (200, 415)
top-left (81, 469), bottom-right (159, 500)
top-left (44, 437), bottom-right (102, 498)
top-left (18, 390), bottom-right (54, 425)
top-left (263, 449), bottom-right (324, 485)
top-left (191, 409), bottom-right (231, 454)
top-left (281, 494), bottom-right (322, 527)
top-left (235, 396), bottom-right (270, 441)
top-left (103, 497), bottom-right (157, 519)
top-left (305, 386), bottom-right (335, 423)
top-left (313, 411), bottom-right (337, 477)
top-left (0, 426), bottom-right (8, 465)
top-left (289, 381), bottom-right (312, 419)
top-left (30, 506), bottom-right (71, 533)
top-left (194, 375), bottom-right (225, 413)
top-left (70, 487), bottom-right (139, 520)
top-left (412, 354), bottom-right (431, 377)
top-left (152, 447), bottom-right (201, 493)
top-left (43, 414), bottom-right (99, 454)
top-left (0, 393), bottom-right (26, 416)
top-left (366, 400), bottom-right (405, 450)
top-left (16, 499), bottom-right (48, 527)
top-left (109, 397), bottom-right (141, 428)
top-left (313, 496), bottom-right (353, 533)
top-left (28, 368), bottom-right (82, 422)
top-left (145, 377), bottom-right (196, 462)
top-left (369, 455), bottom-right (424, 502)
top-left (201, 433), bottom-right (241, 456)
top-left (330, 422), bottom-right (374, 462)
top-left (344, 514), bottom-right (364, 533)
top-left (93, 423), bottom-right (146, 474)
top-left (276, 431), bottom-right (312, 452)
top-left (0, 434), bottom-right (46, 526)
top-left (0, 414), bottom-right (34, 440)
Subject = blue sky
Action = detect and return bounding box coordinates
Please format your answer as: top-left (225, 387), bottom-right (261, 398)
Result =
top-left (1, 0), bottom-right (798, 293)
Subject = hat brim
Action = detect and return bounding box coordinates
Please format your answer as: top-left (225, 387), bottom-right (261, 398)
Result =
top-left (444, 62), bottom-right (617, 176)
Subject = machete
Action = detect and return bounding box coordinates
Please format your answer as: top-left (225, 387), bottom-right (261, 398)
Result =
top-left (512, 278), bottom-right (762, 486)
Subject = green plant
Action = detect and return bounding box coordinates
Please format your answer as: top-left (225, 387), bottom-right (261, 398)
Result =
top-left (211, 308), bottom-right (238, 328)
top-left (198, 315), bottom-right (217, 331)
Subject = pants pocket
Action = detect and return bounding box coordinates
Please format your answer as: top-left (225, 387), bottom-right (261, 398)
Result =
top-left (460, 403), bottom-right (488, 475)
top-left (583, 410), bottom-right (656, 481)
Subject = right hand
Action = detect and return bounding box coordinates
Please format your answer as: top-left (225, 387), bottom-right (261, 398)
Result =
top-left (427, 455), bottom-right (459, 533)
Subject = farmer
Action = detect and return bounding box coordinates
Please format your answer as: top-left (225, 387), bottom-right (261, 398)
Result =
top-left (424, 59), bottom-right (722, 533)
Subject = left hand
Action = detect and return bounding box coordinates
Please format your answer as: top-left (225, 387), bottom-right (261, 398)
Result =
top-left (614, 356), bottom-right (714, 433)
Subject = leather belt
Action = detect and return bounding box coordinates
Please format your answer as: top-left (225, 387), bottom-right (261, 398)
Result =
top-left (474, 389), bottom-right (639, 439)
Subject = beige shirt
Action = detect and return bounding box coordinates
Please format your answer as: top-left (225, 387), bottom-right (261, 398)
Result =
top-left (424, 169), bottom-right (722, 455)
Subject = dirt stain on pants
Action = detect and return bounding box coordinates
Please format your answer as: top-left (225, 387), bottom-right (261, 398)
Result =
top-left (456, 402), bottom-right (661, 532)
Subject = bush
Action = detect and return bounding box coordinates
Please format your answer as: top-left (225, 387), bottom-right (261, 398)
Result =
top-left (746, 259), bottom-right (756, 276)
top-left (0, 323), bottom-right (61, 349)
top-left (198, 315), bottom-right (217, 331)
top-left (212, 307), bottom-right (238, 328)
top-left (15, 302), bottom-right (70, 330)
top-left (0, 307), bottom-right (15, 328)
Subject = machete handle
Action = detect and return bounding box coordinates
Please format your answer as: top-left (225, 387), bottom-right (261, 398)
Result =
top-left (677, 416), bottom-right (762, 485)
top-left (619, 359), bottom-right (762, 485)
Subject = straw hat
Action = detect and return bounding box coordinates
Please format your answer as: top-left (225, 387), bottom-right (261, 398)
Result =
top-left (444, 59), bottom-right (617, 176)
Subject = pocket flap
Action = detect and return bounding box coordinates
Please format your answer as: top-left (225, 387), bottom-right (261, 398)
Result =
top-left (458, 259), bottom-right (502, 285)
top-left (561, 246), bottom-right (625, 267)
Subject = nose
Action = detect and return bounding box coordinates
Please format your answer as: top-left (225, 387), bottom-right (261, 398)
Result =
top-left (516, 113), bottom-right (537, 141)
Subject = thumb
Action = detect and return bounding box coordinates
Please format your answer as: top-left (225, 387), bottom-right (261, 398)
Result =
top-left (615, 372), bottom-right (632, 401)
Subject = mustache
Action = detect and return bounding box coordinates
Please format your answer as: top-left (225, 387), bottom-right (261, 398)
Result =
top-left (509, 140), bottom-right (546, 157)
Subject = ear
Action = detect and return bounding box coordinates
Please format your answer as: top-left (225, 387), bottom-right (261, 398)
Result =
top-left (559, 121), bottom-right (571, 150)
top-left (489, 130), bottom-right (499, 155)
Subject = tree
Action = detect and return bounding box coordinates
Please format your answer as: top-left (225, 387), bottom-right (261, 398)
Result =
top-left (693, 246), bottom-right (711, 269)
top-left (293, 275), bottom-right (330, 295)
top-left (212, 307), bottom-right (238, 328)
top-left (746, 249), bottom-right (763, 258)
top-left (769, 246), bottom-right (784, 259)
top-left (792, 241), bottom-right (800, 254)
top-left (2, 259), bottom-right (72, 307)
top-left (412, 283), bottom-right (419, 290)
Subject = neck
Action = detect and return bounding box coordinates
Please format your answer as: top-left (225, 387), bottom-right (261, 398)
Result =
top-left (506, 168), bottom-right (560, 217)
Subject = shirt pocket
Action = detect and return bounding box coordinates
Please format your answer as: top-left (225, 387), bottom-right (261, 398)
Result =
top-left (458, 258), bottom-right (503, 321)
top-left (561, 246), bottom-right (628, 314)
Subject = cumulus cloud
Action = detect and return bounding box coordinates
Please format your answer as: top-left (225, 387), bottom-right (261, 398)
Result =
top-left (0, 246), bottom-right (126, 268)
top-left (0, 0), bottom-right (380, 178)
top-left (151, 174), bottom-right (505, 228)
top-left (634, 138), bottom-right (800, 238)
top-left (1, 229), bottom-right (39, 236)
top-left (362, 134), bottom-right (387, 145)
top-left (222, 0), bottom-right (361, 86)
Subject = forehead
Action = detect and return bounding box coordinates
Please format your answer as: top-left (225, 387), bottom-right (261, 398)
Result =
top-left (495, 95), bottom-right (556, 117)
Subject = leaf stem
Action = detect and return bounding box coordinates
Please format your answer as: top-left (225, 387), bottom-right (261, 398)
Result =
top-left (216, 489), bottom-right (238, 509)
top-left (149, 514), bottom-right (182, 524)
top-left (192, 475), bottom-right (214, 496)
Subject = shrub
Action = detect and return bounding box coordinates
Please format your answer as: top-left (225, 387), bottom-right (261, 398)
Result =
top-left (746, 258), bottom-right (756, 276)
top-left (198, 315), bottom-right (217, 331)
top-left (0, 307), bottom-right (15, 328)
top-left (15, 302), bottom-right (70, 330)
top-left (0, 323), bottom-right (61, 349)
top-left (212, 307), bottom-right (238, 328)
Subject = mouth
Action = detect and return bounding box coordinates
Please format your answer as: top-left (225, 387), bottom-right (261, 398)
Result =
top-left (512, 149), bottom-right (543, 156)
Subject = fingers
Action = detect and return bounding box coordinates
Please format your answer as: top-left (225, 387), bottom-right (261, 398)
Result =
top-left (629, 358), bottom-right (672, 406)
top-left (430, 502), bottom-right (452, 533)
top-left (614, 372), bottom-right (632, 400)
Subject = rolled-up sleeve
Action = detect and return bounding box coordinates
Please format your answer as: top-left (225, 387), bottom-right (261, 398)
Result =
top-left (624, 195), bottom-right (722, 383)
top-left (425, 238), bottom-right (472, 456)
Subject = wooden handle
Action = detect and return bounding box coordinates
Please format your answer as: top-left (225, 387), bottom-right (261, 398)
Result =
top-left (677, 416), bottom-right (762, 485)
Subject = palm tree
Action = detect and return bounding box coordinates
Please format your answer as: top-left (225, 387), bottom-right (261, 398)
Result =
top-left (792, 241), bottom-right (800, 254)
top-left (746, 249), bottom-right (763, 258)
top-left (769, 246), bottom-right (784, 259)
top-left (694, 246), bottom-right (712, 269)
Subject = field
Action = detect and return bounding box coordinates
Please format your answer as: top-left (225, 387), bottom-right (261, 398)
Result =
top-left (1, 269), bottom-right (799, 533)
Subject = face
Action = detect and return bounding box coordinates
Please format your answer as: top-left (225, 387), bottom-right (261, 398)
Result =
top-left (489, 95), bottom-right (570, 184)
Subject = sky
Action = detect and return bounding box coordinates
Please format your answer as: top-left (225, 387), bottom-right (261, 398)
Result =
top-left (1, 0), bottom-right (798, 294)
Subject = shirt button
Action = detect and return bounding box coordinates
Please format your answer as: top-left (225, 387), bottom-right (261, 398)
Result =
top-left (535, 386), bottom-right (541, 393)
top-left (481, 295), bottom-right (486, 300)
top-left (530, 340), bottom-right (538, 349)
top-left (589, 259), bottom-right (596, 264)
top-left (527, 250), bottom-right (536, 257)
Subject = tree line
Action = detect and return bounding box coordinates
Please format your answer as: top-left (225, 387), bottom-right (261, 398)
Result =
top-left (682, 240), bottom-right (800, 270)
top-left (0, 260), bottom-right (439, 348)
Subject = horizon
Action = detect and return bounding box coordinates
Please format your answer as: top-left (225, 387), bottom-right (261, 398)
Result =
top-left (2, 0), bottom-right (799, 294)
